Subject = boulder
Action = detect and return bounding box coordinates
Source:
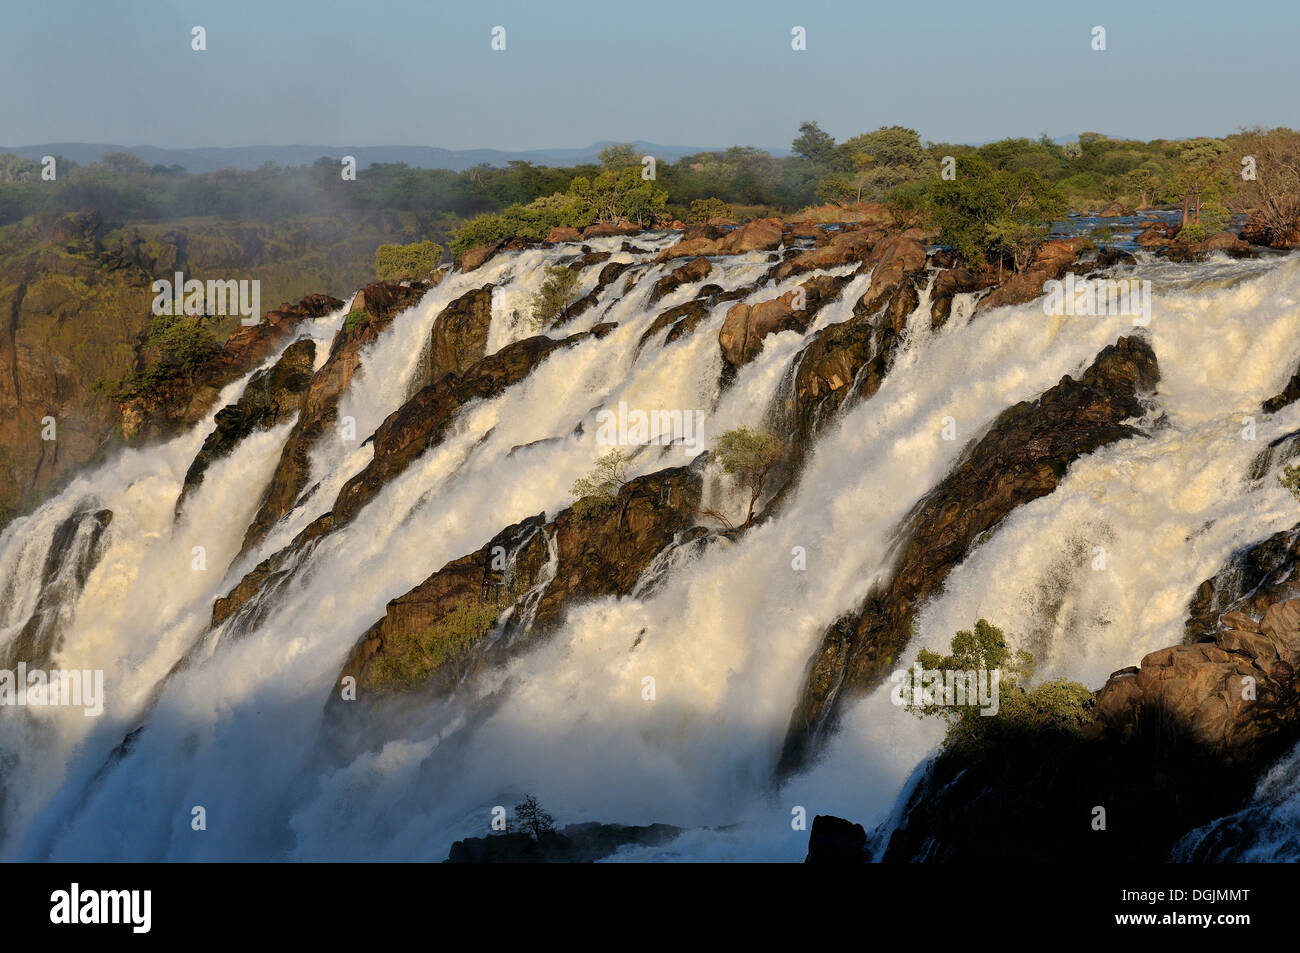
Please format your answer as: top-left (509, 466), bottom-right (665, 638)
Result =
top-left (581, 222), bottom-right (640, 239)
top-left (457, 242), bottom-right (501, 272)
top-left (975, 238), bottom-right (1085, 312)
top-left (649, 256), bottom-right (712, 305)
top-left (428, 285), bottom-right (494, 382)
top-left (655, 218), bottom-right (784, 262)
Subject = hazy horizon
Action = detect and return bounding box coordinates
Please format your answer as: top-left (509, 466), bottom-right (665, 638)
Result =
top-left (3, 0), bottom-right (1297, 152)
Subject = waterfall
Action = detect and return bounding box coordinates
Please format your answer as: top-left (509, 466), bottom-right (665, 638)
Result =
top-left (2, 237), bottom-right (1300, 861)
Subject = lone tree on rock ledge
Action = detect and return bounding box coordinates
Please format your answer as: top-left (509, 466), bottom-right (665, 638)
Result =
top-left (513, 794), bottom-right (557, 841)
top-left (709, 427), bottom-right (785, 529)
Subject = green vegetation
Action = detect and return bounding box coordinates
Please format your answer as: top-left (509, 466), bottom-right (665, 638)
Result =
top-left (570, 448), bottom-right (630, 518)
top-left (106, 312), bottom-right (221, 399)
top-left (374, 240), bottom-right (444, 281)
top-left (1279, 464), bottom-right (1300, 502)
top-left (530, 265), bottom-right (579, 330)
top-left (343, 308), bottom-right (369, 333)
top-left (686, 197), bottom-right (733, 223)
top-left (923, 154), bottom-right (1066, 272)
top-left (902, 620), bottom-right (1094, 757)
top-left (447, 170), bottom-right (669, 256)
top-left (709, 427), bottom-right (785, 528)
top-left (370, 599), bottom-right (503, 689)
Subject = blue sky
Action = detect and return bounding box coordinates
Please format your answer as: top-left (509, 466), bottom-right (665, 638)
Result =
top-left (2, 0), bottom-right (1297, 150)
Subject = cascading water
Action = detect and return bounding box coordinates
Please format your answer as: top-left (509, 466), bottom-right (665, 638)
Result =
top-left (2, 236), bottom-right (1300, 861)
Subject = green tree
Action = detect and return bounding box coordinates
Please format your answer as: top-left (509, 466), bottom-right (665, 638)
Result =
top-left (530, 264), bottom-right (579, 329)
top-left (711, 427), bottom-right (784, 527)
top-left (901, 620), bottom-right (1093, 756)
top-left (792, 121), bottom-right (836, 164)
top-left (570, 168), bottom-right (667, 226)
top-left (686, 197), bottom-right (732, 223)
top-left (1279, 464), bottom-right (1300, 502)
top-left (926, 154), bottom-right (1065, 272)
top-left (1172, 138), bottom-right (1232, 229)
top-left (571, 449), bottom-right (630, 518)
top-left (598, 143), bottom-right (641, 169)
top-left (374, 240), bottom-right (444, 281)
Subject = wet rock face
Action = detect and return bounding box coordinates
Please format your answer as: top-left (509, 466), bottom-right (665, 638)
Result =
top-left (238, 282), bottom-right (429, 557)
top-left (717, 275), bottom-right (851, 369)
top-left (2, 508), bottom-right (113, 669)
top-left (337, 515), bottom-right (551, 695)
top-left (214, 325), bottom-right (618, 631)
top-left (176, 337), bottom-right (317, 515)
top-left (333, 463), bottom-right (702, 698)
top-left (1101, 526), bottom-right (1300, 756)
top-left (427, 285), bottom-right (493, 383)
top-left (780, 272), bottom-right (917, 457)
top-left (974, 238), bottom-right (1085, 313)
top-left (562, 260), bottom-right (632, 325)
top-left (649, 256), bottom-right (712, 305)
top-left (332, 325), bottom-right (615, 527)
top-left (779, 336), bottom-right (1161, 774)
top-left (118, 293), bottom-right (343, 444)
top-left (853, 235), bottom-right (928, 316)
top-left (654, 218), bottom-right (784, 262)
top-left (446, 822), bottom-right (683, 862)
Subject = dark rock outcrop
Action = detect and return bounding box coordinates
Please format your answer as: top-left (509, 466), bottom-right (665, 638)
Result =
top-left (779, 336), bottom-right (1160, 774)
top-left (118, 293), bottom-right (342, 443)
top-left (804, 814), bottom-right (869, 863)
top-left (975, 238), bottom-right (1085, 312)
top-left (335, 462), bottom-right (702, 697)
top-left (718, 275), bottom-right (850, 368)
top-left (213, 324), bottom-right (618, 629)
top-left (875, 523), bottom-right (1300, 864)
top-left (427, 285), bottom-right (493, 383)
top-left (1161, 231), bottom-right (1255, 263)
top-left (238, 283), bottom-right (428, 556)
top-left (561, 260), bottom-right (632, 325)
top-left (175, 337), bottom-right (316, 515)
top-left (333, 325), bottom-right (614, 526)
top-left (649, 256), bottom-right (711, 305)
top-left (446, 822), bottom-right (682, 862)
top-left (654, 218), bottom-right (784, 262)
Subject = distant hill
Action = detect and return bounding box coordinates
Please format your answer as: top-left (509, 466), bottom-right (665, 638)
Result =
top-left (0, 141), bottom-right (786, 173)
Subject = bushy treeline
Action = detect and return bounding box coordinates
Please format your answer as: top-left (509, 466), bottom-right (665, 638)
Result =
top-left (5, 123), bottom-right (1299, 268)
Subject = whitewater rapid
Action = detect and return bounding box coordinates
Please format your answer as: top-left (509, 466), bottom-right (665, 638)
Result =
top-left (2, 237), bottom-right (1299, 860)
